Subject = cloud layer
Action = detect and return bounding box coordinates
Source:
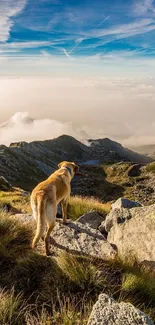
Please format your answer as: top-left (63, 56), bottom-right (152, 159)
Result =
top-left (0, 77), bottom-right (155, 147)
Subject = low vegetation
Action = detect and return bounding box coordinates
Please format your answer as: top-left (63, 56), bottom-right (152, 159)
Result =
top-left (0, 209), bottom-right (155, 324)
top-left (0, 188), bottom-right (30, 214)
top-left (68, 196), bottom-right (111, 220)
top-left (145, 162), bottom-right (155, 174)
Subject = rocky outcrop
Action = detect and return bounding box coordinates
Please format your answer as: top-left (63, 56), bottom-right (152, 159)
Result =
top-left (14, 213), bottom-right (35, 224)
top-left (99, 198), bottom-right (142, 235)
top-left (15, 213), bottom-right (116, 260)
top-left (87, 294), bottom-right (154, 325)
top-left (99, 206), bottom-right (134, 234)
top-left (111, 198), bottom-right (142, 210)
top-left (13, 213), bottom-right (116, 260)
top-left (127, 164), bottom-right (142, 177)
top-left (77, 211), bottom-right (104, 229)
top-left (106, 204), bottom-right (155, 263)
top-left (50, 221), bottom-right (117, 259)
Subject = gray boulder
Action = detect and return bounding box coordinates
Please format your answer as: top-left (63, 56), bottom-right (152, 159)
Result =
top-left (77, 211), bottom-right (104, 229)
top-left (50, 221), bottom-right (116, 260)
top-left (107, 204), bottom-right (155, 263)
top-left (99, 208), bottom-right (132, 234)
top-left (87, 294), bottom-right (154, 325)
top-left (14, 213), bottom-right (35, 224)
top-left (111, 198), bottom-right (142, 210)
top-left (99, 198), bottom-right (142, 235)
top-left (13, 214), bottom-right (116, 260)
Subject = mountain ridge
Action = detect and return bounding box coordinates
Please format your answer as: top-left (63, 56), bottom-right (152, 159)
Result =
top-left (0, 134), bottom-right (153, 191)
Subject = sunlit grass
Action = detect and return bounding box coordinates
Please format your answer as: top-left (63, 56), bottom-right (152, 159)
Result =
top-left (68, 196), bottom-right (111, 220)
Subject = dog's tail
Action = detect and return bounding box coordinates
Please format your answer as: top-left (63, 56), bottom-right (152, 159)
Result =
top-left (32, 193), bottom-right (46, 248)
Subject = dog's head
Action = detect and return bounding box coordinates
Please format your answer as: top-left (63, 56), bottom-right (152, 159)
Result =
top-left (58, 161), bottom-right (79, 177)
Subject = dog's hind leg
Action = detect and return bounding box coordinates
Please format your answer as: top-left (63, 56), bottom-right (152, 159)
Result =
top-left (31, 197), bottom-right (38, 222)
top-left (32, 198), bottom-right (46, 249)
top-left (45, 202), bottom-right (56, 256)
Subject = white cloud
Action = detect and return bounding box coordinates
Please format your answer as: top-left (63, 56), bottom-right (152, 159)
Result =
top-left (0, 0), bottom-right (27, 42)
top-left (132, 0), bottom-right (155, 16)
top-left (40, 50), bottom-right (52, 58)
top-left (0, 112), bottom-right (91, 145)
top-left (0, 77), bottom-right (155, 146)
top-left (87, 19), bottom-right (155, 39)
top-left (0, 41), bottom-right (52, 50)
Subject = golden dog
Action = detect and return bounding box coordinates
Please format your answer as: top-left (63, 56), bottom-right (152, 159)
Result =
top-left (31, 161), bottom-right (79, 255)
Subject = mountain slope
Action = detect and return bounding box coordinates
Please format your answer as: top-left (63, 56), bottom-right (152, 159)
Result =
top-left (0, 135), bottom-right (153, 190)
top-left (88, 138), bottom-right (152, 163)
top-left (130, 144), bottom-right (155, 160)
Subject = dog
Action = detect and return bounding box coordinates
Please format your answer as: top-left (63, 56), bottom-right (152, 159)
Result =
top-left (31, 161), bottom-right (79, 255)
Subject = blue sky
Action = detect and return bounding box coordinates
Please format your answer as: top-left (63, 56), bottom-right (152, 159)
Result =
top-left (1, 0), bottom-right (155, 76)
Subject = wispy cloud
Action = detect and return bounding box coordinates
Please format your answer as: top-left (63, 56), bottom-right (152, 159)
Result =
top-left (63, 48), bottom-right (71, 58)
top-left (88, 19), bottom-right (154, 37)
top-left (40, 49), bottom-right (52, 57)
top-left (0, 41), bottom-right (52, 50)
top-left (132, 0), bottom-right (155, 16)
top-left (83, 19), bottom-right (155, 51)
top-left (0, 0), bottom-right (27, 42)
top-left (69, 15), bottom-right (111, 54)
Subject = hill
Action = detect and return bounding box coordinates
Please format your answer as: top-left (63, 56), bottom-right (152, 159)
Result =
top-left (130, 144), bottom-right (155, 160)
top-left (0, 135), bottom-right (152, 191)
top-left (1, 136), bottom-right (155, 324)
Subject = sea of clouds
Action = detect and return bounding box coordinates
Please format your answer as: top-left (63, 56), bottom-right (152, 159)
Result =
top-left (0, 77), bottom-right (155, 147)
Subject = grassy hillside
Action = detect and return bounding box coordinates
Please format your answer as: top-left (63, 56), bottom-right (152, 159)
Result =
top-left (1, 161), bottom-right (155, 217)
top-left (1, 160), bottom-right (155, 324)
top-left (0, 209), bottom-right (155, 324)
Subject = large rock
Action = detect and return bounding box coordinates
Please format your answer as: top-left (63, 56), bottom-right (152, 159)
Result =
top-left (77, 211), bottom-right (104, 229)
top-left (14, 213), bottom-right (35, 224)
top-left (87, 294), bottom-right (154, 325)
top-left (107, 204), bottom-right (155, 263)
top-left (50, 221), bottom-right (116, 260)
top-left (111, 198), bottom-right (142, 210)
top-left (99, 208), bottom-right (133, 234)
top-left (127, 164), bottom-right (142, 177)
top-left (13, 214), bottom-right (116, 260)
top-left (99, 198), bottom-right (142, 234)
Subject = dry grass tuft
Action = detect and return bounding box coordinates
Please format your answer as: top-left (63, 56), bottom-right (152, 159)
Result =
top-left (68, 196), bottom-right (111, 220)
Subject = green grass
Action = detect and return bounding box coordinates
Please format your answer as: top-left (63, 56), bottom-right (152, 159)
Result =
top-left (0, 288), bottom-right (91, 325)
top-left (0, 189), bottom-right (110, 221)
top-left (145, 162), bottom-right (155, 174)
top-left (0, 289), bottom-right (26, 325)
top-left (0, 188), bottom-right (30, 213)
top-left (1, 200), bottom-right (155, 324)
top-left (68, 196), bottom-right (111, 220)
top-left (122, 271), bottom-right (155, 303)
top-left (56, 252), bottom-right (105, 290)
top-left (102, 163), bottom-right (131, 181)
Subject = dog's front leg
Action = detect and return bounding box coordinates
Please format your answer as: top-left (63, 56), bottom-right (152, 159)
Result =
top-left (61, 199), bottom-right (70, 224)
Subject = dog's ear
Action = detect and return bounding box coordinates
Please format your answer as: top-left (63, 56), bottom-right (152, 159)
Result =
top-left (71, 163), bottom-right (79, 174)
top-left (58, 161), bottom-right (64, 169)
